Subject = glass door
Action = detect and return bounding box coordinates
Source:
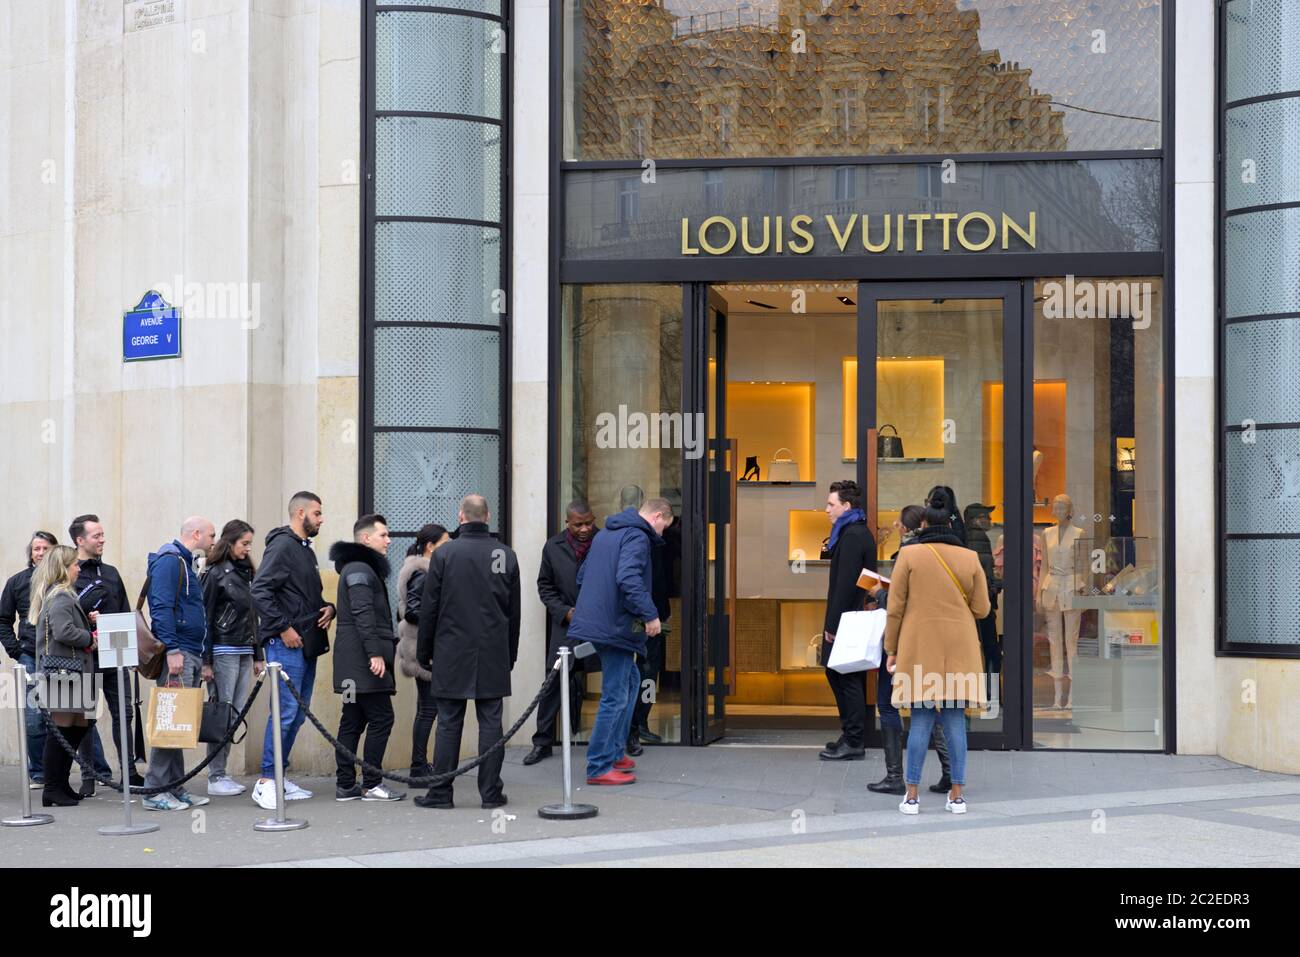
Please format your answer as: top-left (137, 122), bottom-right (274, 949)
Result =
top-left (857, 282), bottom-right (1025, 750)
top-left (700, 290), bottom-right (735, 743)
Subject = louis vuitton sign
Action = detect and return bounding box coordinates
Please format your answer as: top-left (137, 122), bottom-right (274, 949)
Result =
top-left (680, 211), bottom-right (1036, 256)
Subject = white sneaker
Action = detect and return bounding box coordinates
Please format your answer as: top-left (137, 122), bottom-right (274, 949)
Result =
top-left (945, 793), bottom-right (968, 814)
top-left (899, 796), bottom-right (920, 815)
top-left (362, 784), bottom-right (405, 802)
top-left (207, 776), bottom-right (245, 797)
top-left (250, 778), bottom-right (278, 811)
top-left (283, 779), bottom-right (312, 800)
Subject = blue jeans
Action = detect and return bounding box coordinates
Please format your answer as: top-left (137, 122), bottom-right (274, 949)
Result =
top-left (19, 653), bottom-right (49, 779)
top-left (260, 639), bottom-right (317, 777)
top-left (586, 645), bottom-right (639, 778)
top-left (905, 705), bottom-right (967, 787)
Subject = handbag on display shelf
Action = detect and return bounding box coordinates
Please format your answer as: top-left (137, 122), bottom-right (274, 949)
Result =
top-left (768, 448), bottom-right (800, 483)
top-left (877, 424), bottom-right (904, 458)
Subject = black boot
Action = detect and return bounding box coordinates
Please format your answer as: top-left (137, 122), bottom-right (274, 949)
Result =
top-left (41, 730), bottom-right (79, 807)
top-left (867, 725), bottom-right (905, 794)
top-left (929, 723), bottom-right (953, 794)
top-left (825, 733), bottom-right (845, 751)
top-left (818, 739), bottom-right (866, 761)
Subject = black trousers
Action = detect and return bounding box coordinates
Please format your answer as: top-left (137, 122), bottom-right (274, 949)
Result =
top-left (825, 666), bottom-right (868, 748)
top-left (630, 631), bottom-right (665, 736)
top-left (429, 697), bottom-right (504, 804)
top-left (335, 692), bottom-right (395, 789)
top-left (532, 659), bottom-right (585, 748)
top-left (410, 678), bottom-right (437, 769)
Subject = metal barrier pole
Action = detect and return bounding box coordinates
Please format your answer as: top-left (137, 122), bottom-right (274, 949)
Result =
top-left (99, 665), bottom-right (155, 836)
top-left (2, 663), bottom-right (53, 827)
top-left (254, 662), bottom-right (307, 831)
top-left (538, 647), bottom-right (596, 820)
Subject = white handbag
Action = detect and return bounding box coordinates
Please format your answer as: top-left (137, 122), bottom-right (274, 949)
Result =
top-left (827, 609), bottom-right (886, 673)
top-left (768, 447), bottom-right (800, 483)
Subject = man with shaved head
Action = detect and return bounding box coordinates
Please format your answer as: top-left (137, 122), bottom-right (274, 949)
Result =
top-left (141, 515), bottom-right (217, 811)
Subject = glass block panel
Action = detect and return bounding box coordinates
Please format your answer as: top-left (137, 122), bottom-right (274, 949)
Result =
top-left (373, 326), bottom-right (500, 430)
top-left (382, 0), bottom-right (501, 13)
top-left (1224, 317), bottom-right (1300, 424)
top-left (376, 116), bottom-right (502, 221)
top-left (1225, 0), bottom-right (1300, 102)
top-left (1224, 428), bottom-right (1300, 534)
top-left (1224, 99), bottom-right (1300, 211)
top-left (374, 431), bottom-right (501, 534)
top-left (1224, 210), bottom-right (1300, 318)
top-left (375, 221), bottom-right (501, 325)
top-left (1225, 538), bottom-right (1300, 645)
top-left (382, 535), bottom-right (414, 603)
top-left (376, 12), bottom-right (502, 118)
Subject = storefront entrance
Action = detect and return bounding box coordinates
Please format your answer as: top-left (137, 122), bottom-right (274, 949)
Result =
top-left (696, 280), bottom-right (1025, 749)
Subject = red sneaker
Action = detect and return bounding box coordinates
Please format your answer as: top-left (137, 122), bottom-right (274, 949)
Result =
top-left (586, 770), bottom-right (636, 786)
top-left (614, 756), bottom-right (636, 770)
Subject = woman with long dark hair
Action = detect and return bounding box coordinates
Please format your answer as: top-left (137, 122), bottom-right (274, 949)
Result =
top-left (29, 546), bottom-right (98, 807)
top-left (201, 519), bottom-right (263, 797)
top-left (397, 523), bottom-right (450, 779)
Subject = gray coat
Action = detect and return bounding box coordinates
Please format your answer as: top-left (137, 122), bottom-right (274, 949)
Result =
top-left (35, 588), bottom-right (98, 714)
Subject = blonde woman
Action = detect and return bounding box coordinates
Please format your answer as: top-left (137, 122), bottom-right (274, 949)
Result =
top-left (28, 546), bottom-right (99, 807)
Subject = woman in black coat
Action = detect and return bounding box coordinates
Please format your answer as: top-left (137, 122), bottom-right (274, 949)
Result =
top-left (396, 523), bottom-right (449, 778)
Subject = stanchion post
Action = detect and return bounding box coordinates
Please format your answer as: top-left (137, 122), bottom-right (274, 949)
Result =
top-left (2, 663), bottom-right (53, 827)
top-left (254, 661), bottom-right (307, 832)
top-left (98, 664), bottom-right (156, 836)
top-left (538, 647), bottom-right (597, 820)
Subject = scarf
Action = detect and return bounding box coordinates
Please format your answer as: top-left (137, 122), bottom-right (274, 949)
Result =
top-left (566, 529), bottom-right (592, 564)
top-left (828, 508), bottom-right (866, 552)
top-left (914, 525), bottom-right (966, 549)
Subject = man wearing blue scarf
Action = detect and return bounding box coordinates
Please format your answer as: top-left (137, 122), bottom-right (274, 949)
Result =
top-left (819, 479), bottom-right (876, 761)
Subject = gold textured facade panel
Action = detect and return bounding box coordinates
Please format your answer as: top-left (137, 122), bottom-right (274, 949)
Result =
top-left (566, 0), bottom-right (1162, 159)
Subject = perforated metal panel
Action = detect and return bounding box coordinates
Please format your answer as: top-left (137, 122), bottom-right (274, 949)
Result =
top-left (384, 536), bottom-right (414, 600)
top-left (373, 432), bottom-right (501, 534)
top-left (1225, 0), bottom-right (1300, 102)
top-left (1224, 99), bottom-right (1300, 211)
top-left (376, 12), bottom-right (502, 118)
top-left (375, 221), bottom-right (501, 325)
top-left (373, 327), bottom-right (501, 430)
top-left (1224, 428), bottom-right (1300, 534)
top-left (383, 0), bottom-right (501, 13)
top-left (1224, 317), bottom-right (1300, 424)
top-left (376, 116), bottom-right (502, 221)
top-left (1224, 210), bottom-right (1300, 318)
top-left (1225, 539), bottom-right (1300, 645)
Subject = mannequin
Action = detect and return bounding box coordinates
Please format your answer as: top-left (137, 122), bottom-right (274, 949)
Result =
top-left (1038, 493), bottom-right (1082, 709)
top-left (1032, 446), bottom-right (1044, 504)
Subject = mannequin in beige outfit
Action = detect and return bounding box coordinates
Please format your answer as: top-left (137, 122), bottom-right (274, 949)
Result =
top-left (1038, 494), bottom-right (1082, 709)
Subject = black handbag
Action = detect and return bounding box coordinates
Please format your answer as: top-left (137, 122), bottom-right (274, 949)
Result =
top-left (39, 611), bottom-right (84, 675)
top-left (199, 684), bottom-right (246, 745)
top-left (877, 424), bottom-right (904, 458)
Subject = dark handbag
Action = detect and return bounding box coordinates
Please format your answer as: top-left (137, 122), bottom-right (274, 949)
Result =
top-left (39, 611), bottom-right (84, 674)
top-left (199, 683), bottom-right (246, 745)
top-left (877, 424), bottom-right (904, 458)
top-left (134, 557), bottom-right (186, 681)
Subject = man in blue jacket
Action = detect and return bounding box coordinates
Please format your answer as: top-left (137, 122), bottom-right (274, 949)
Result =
top-left (567, 498), bottom-right (673, 785)
top-left (142, 516), bottom-right (215, 811)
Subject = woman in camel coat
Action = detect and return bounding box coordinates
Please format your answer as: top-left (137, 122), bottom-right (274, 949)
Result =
top-left (883, 491), bottom-right (990, 815)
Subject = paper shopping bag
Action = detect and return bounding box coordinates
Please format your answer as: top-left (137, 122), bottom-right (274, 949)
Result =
top-left (145, 684), bottom-right (202, 749)
top-left (827, 609), bottom-right (886, 674)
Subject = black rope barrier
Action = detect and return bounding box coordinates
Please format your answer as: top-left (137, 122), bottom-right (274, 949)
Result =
top-left (37, 671), bottom-right (267, 797)
top-left (278, 666), bottom-right (560, 789)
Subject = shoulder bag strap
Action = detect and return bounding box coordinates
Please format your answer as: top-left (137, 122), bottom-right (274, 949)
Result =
top-left (924, 543), bottom-right (968, 604)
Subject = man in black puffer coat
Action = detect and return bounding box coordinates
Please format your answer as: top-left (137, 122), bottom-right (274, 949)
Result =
top-left (328, 514), bottom-right (403, 803)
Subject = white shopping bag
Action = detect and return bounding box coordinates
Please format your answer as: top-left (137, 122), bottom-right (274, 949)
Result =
top-left (827, 609), bottom-right (886, 674)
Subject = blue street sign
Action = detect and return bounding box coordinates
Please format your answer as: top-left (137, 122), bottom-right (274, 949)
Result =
top-left (123, 290), bottom-right (182, 361)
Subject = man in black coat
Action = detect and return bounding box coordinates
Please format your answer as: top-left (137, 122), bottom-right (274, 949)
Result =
top-left (328, 514), bottom-right (403, 802)
top-left (415, 494), bottom-right (521, 810)
top-left (69, 514), bottom-right (142, 789)
top-left (523, 501), bottom-right (596, 766)
top-left (1, 531), bottom-right (59, 784)
top-left (819, 480), bottom-right (877, 761)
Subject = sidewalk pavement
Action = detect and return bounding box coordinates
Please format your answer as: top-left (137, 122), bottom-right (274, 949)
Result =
top-left (2, 731), bottom-right (1297, 868)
